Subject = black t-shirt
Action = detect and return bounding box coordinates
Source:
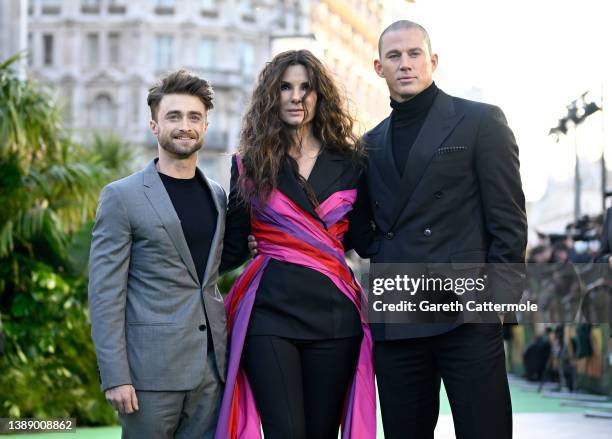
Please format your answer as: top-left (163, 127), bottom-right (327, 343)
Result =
top-left (159, 171), bottom-right (217, 284)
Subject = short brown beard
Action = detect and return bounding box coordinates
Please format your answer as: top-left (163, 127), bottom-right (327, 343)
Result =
top-left (158, 129), bottom-right (203, 158)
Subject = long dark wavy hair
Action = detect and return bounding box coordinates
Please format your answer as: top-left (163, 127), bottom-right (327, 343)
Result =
top-left (238, 49), bottom-right (363, 204)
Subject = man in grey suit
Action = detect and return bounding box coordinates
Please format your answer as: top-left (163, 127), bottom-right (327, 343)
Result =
top-left (88, 70), bottom-right (227, 438)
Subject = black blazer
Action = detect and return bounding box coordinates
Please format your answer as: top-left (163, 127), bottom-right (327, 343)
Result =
top-left (361, 89), bottom-right (528, 339)
top-left (221, 149), bottom-right (371, 339)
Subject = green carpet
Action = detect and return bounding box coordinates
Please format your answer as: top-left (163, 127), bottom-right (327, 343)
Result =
top-left (438, 380), bottom-right (583, 415)
top-left (0, 426), bottom-right (120, 438)
top-left (1, 379), bottom-right (595, 437)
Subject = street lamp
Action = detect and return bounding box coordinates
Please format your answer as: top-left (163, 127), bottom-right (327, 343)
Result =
top-left (549, 92), bottom-right (602, 219)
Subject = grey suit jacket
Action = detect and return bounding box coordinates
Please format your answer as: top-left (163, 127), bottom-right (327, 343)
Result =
top-left (88, 160), bottom-right (227, 391)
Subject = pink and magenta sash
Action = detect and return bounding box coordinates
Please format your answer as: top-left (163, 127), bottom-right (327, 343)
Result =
top-left (215, 158), bottom-right (376, 439)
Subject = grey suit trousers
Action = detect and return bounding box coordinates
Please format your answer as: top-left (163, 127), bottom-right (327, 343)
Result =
top-left (119, 348), bottom-right (223, 439)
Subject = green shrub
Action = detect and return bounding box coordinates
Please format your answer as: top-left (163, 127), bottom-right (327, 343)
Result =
top-left (0, 55), bottom-right (133, 425)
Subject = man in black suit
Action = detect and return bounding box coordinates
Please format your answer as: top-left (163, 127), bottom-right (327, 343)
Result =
top-left (363, 20), bottom-right (527, 438)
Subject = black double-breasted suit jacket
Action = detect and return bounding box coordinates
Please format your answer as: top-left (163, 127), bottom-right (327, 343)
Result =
top-left (359, 89), bottom-right (528, 339)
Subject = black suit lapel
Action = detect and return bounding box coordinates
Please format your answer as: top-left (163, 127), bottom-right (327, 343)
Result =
top-left (308, 149), bottom-right (347, 200)
top-left (390, 91), bottom-right (464, 227)
top-left (277, 156), bottom-right (320, 220)
top-left (142, 161), bottom-right (199, 284)
top-left (368, 117), bottom-right (401, 192)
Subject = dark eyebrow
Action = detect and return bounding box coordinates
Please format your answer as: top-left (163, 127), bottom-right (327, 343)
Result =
top-left (280, 81), bottom-right (310, 85)
top-left (385, 47), bottom-right (422, 57)
top-left (165, 110), bottom-right (203, 117)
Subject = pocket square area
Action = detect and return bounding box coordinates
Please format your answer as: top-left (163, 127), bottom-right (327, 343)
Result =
top-left (436, 146), bottom-right (467, 155)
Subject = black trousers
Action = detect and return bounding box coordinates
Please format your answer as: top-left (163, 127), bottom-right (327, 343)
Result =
top-left (374, 323), bottom-right (512, 439)
top-left (242, 335), bottom-right (362, 439)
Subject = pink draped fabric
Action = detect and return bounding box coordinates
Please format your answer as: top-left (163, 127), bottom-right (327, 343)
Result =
top-left (215, 160), bottom-right (376, 439)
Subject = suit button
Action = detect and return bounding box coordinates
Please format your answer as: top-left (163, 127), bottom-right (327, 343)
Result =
top-left (374, 201), bottom-right (380, 208)
top-left (434, 191), bottom-right (443, 199)
top-left (385, 232), bottom-right (394, 240)
top-left (423, 228), bottom-right (432, 237)
top-left (198, 324), bottom-right (207, 331)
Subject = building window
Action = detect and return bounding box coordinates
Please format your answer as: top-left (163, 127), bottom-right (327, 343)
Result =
top-left (41, 0), bottom-right (62, 15)
top-left (202, 110), bottom-right (227, 152)
top-left (108, 0), bottom-right (127, 14)
top-left (92, 94), bottom-right (114, 128)
top-left (198, 38), bottom-right (215, 70)
top-left (155, 0), bottom-right (175, 14)
top-left (43, 34), bottom-right (54, 66)
top-left (201, 0), bottom-right (218, 17)
top-left (155, 35), bottom-right (174, 70)
top-left (239, 42), bottom-right (255, 76)
top-left (86, 33), bottom-right (99, 67)
top-left (108, 32), bottom-right (121, 65)
top-left (81, 0), bottom-right (101, 14)
top-left (131, 85), bottom-right (140, 123)
top-left (27, 33), bottom-right (34, 67)
top-left (240, 0), bottom-right (254, 19)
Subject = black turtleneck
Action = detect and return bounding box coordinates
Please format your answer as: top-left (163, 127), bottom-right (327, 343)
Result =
top-left (391, 81), bottom-right (439, 176)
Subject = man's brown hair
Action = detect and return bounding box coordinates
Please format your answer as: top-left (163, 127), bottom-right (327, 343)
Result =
top-left (147, 70), bottom-right (214, 120)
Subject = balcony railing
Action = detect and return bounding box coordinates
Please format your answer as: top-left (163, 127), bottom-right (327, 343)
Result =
top-left (108, 3), bottom-right (126, 14)
top-left (41, 5), bottom-right (61, 15)
top-left (81, 5), bottom-right (100, 14)
top-left (201, 9), bottom-right (219, 18)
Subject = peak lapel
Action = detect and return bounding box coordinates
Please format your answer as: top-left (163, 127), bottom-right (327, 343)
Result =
top-left (142, 160), bottom-right (199, 285)
top-left (308, 150), bottom-right (347, 200)
top-left (390, 91), bottom-right (464, 227)
top-left (277, 156), bottom-right (321, 221)
top-left (198, 169), bottom-right (222, 288)
top-left (368, 117), bottom-right (401, 193)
